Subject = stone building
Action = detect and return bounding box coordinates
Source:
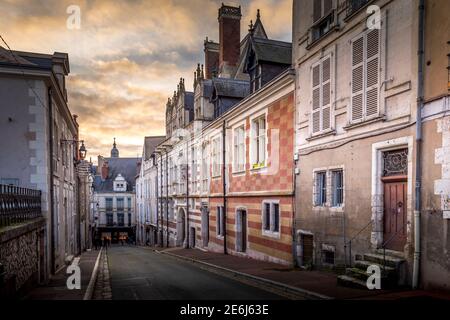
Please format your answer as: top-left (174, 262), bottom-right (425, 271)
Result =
top-left (92, 140), bottom-right (138, 243)
top-left (152, 4), bottom-right (295, 265)
top-left (0, 46), bottom-right (83, 292)
top-left (292, 0), bottom-right (450, 290)
top-left (136, 136), bottom-right (166, 246)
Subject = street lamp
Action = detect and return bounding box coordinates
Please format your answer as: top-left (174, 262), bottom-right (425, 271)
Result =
top-left (60, 139), bottom-right (87, 162)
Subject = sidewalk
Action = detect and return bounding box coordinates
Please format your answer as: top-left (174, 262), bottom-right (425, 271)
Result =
top-left (158, 248), bottom-right (450, 300)
top-left (24, 249), bottom-right (101, 300)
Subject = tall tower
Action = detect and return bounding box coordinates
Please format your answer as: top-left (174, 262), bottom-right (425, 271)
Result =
top-left (110, 138), bottom-right (119, 158)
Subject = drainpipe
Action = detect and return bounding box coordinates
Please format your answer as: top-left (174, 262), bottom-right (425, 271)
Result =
top-left (165, 152), bottom-right (169, 247)
top-left (160, 153), bottom-right (164, 247)
top-left (48, 87), bottom-right (55, 275)
top-left (413, 0), bottom-right (425, 290)
top-left (222, 120), bottom-right (227, 255)
top-left (186, 139), bottom-right (190, 249)
top-left (155, 154), bottom-right (159, 246)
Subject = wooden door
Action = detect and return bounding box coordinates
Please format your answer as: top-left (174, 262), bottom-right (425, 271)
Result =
top-left (383, 181), bottom-right (407, 251)
top-left (236, 210), bottom-right (247, 253)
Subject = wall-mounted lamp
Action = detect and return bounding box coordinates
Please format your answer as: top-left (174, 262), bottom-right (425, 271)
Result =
top-left (60, 139), bottom-right (87, 161)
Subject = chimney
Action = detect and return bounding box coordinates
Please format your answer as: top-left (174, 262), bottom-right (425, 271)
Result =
top-left (218, 4), bottom-right (241, 77)
top-left (97, 155), bottom-right (104, 175)
top-left (204, 37), bottom-right (219, 79)
top-left (101, 161), bottom-right (109, 181)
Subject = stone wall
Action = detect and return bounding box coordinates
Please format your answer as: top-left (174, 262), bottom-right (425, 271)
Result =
top-left (0, 218), bottom-right (45, 294)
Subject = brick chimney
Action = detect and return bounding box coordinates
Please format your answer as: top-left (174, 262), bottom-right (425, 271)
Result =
top-left (204, 37), bottom-right (219, 79)
top-left (101, 161), bottom-right (109, 181)
top-left (218, 4), bottom-right (241, 77)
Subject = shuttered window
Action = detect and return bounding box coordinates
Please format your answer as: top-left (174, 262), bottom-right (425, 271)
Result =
top-left (351, 29), bottom-right (380, 123)
top-left (311, 55), bottom-right (332, 134)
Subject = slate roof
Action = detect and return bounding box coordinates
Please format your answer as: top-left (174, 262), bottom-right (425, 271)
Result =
top-left (212, 78), bottom-right (250, 99)
top-left (93, 157), bottom-right (139, 193)
top-left (143, 136), bottom-right (166, 160)
top-left (0, 46), bottom-right (37, 66)
top-left (252, 38), bottom-right (292, 65)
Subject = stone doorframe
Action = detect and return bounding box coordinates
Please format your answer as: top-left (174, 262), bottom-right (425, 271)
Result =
top-left (176, 207), bottom-right (186, 247)
top-left (370, 136), bottom-right (414, 252)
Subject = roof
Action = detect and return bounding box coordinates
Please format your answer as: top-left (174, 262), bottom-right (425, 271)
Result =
top-left (0, 46), bottom-right (37, 66)
top-left (93, 157), bottom-right (139, 193)
top-left (251, 38), bottom-right (292, 65)
top-left (185, 92), bottom-right (194, 110)
top-left (212, 78), bottom-right (250, 99)
top-left (144, 136), bottom-right (166, 160)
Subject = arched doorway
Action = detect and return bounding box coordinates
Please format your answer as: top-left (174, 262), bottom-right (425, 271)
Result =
top-left (177, 208), bottom-right (186, 246)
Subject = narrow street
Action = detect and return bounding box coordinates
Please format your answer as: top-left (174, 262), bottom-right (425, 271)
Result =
top-left (105, 246), bottom-right (285, 300)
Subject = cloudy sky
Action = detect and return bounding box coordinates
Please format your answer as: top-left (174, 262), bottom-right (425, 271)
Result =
top-left (2, 0), bottom-right (292, 159)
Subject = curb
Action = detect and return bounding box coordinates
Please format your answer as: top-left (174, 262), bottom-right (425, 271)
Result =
top-left (160, 250), bottom-right (333, 300)
top-left (83, 247), bottom-right (103, 300)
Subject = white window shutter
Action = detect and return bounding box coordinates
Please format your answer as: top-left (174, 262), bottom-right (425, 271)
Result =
top-left (365, 29), bottom-right (380, 118)
top-left (312, 63), bottom-right (321, 133)
top-left (321, 57), bottom-right (331, 130)
top-left (351, 36), bottom-right (364, 122)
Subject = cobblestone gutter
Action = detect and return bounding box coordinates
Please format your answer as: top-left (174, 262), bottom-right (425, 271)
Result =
top-left (92, 248), bottom-right (112, 300)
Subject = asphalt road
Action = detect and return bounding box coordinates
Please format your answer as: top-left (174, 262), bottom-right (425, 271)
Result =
top-left (107, 245), bottom-right (285, 300)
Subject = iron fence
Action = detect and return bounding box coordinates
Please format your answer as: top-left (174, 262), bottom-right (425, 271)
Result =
top-left (0, 184), bottom-right (42, 228)
top-left (346, 0), bottom-right (371, 17)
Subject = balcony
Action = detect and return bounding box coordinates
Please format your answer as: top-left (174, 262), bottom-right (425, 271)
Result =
top-left (345, 0), bottom-right (371, 18)
top-left (0, 185), bottom-right (42, 228)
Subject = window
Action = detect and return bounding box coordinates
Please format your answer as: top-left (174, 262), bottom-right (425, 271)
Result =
top-left (0, 178), bottom-right (19, 186)
top-left (251, 116), bottom-right (266, 169)
top-left (117, 198), bottom-right (124, 211)
top-left (212, 137), bottom-right (221, 177)
top-left (217, 206), bottom-right (224, 237)
top-left (118, 213), bottom-right (125, 226)
top-left (191, 147), bottom-right (198, 193)
top-left (351, 29), bottom-right (380, 123)
top-left (202, 145), bottom-right (209, 191)
top-left (314, 172), bottom-right (327, 206)
top-left (233, 126), bottom-right (245, 172)
top-left (127, 197), bottom-right (132, 210)
top-left (346, 0), bottom-right (371, 17)
top-left (311, 0), bottom-right (335, 43)
top-left (331, 170), bottom-right (344, 207)
top-left (105, 198), bottom-right (113, 211)
top-left (322, 249), bottom-right (335, 265)
top-left (311, 56), bottom-right (332, 134)
top-left (262, 201), bottom-right (280, 234)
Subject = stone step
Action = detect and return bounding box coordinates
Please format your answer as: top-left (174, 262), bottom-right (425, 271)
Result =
top-left (363, 253), bottom-right (404, 268)
top-left (374, 248), bottom-right (405, 259)
top-left (354, 260), bottom-right (396, 274)
top-left (337, 275), bottom-right (368, 289)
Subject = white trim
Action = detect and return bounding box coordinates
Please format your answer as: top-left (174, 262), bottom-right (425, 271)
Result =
top-left (232, 121), bottom-right (247, 174)
top-left (370, 136), bottom-right (413, 249)
top-left (250, 111), bottom-right (268, 171)
top-left (261, 200), bottom-right (281, 239)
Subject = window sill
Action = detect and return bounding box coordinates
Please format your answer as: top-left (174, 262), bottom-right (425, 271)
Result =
top-left (232, 170), bottom-right (246, 176)
top-left (262, 230), bottom-right (281, 239)
top-left (343, 115), bottom-right (385, 131)
top-left (306, 25), bottom-right (339, 50)
top-left (306, 129), bottom-right (336, 141)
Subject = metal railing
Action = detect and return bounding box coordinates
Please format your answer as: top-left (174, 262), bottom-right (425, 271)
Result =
top-left (344, 219), bottom-right (373, 267)
top-left (346, 0), bottom-right (371, 17)
top-left (378, 224), bottom-right (406, 271)
top-left (0, 184), bottom-right (41, 228)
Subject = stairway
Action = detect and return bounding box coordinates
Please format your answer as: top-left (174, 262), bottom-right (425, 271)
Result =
top-left (337, 249), bottom-right (406, 289)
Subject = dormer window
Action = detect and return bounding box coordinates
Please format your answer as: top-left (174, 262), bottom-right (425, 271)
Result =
top-left (113, 173), bottom-right (127, 192)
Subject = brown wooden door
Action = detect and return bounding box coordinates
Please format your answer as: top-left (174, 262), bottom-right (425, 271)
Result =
top-left (383, 181), bottom-right (407, 251)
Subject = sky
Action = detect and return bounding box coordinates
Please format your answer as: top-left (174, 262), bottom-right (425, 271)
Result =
top-left (1, 0), bottom-right (292, 159)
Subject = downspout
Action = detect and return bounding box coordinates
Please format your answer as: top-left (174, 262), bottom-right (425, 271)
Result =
top-left (186, 139), bottom-right (190, 249)
top-left (160, 153), bottom-right (164, 247)
top-left (222, 120), bottom-right (227, 255)
top-left (155, 155), bottom-right (159, 246)
top-left (48, 87), bottom-right (55, 275)
top-left (165, 152), bottom-right (169, 247)
top-left (413, 0), bottom-right (425, 289)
